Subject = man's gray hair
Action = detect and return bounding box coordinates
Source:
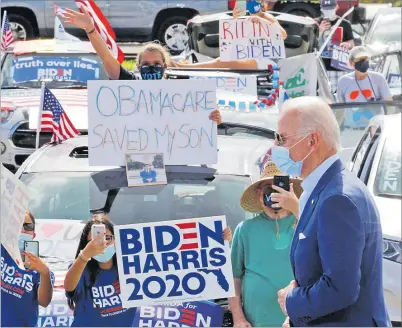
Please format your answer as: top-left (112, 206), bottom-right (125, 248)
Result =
top-left (281, 96), bottom-right (341, 152)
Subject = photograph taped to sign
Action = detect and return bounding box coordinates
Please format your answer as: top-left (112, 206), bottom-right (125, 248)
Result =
top-left (11, 56), bottom-right (100, 83)
top-left (88, 80), bottom-right (218, 166)
top-left (331, 45), bottom-right (353, 71)
top-left (125, 153), bottom-right (167, 187)
top-left (133, 301), bottom-right (224, 327)
top-left (219, 18), bottom-right (285, 62)
top-left (114, 216), bottom-right (235, 308)
top-left (190, 75), bottom-right (257, 97)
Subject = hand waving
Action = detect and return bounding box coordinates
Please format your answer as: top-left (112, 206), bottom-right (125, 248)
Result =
top-left (63, 6), bottom-right (94, 32)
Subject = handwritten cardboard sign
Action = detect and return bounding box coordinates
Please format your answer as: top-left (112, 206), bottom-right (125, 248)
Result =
top-left (219, 18), bottom-right (285, 62)
top-left (88, 80), bottom-right (217, 166)
top-left (0, 165), bottom-right (30, 269)
top-left (133, 301), bottom-right (224, 327)
top-left (190, 75), bottom-right (257, 97)
top-left (114, 216), bottom-right (235, 308)
top-left (330, 45), bottom-right (353, 72)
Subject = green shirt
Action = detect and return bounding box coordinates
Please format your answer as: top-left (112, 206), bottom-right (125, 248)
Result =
top-left (231, 213), bottom-right (296, 327)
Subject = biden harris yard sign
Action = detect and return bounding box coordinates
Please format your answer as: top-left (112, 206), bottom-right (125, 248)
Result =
top-left (114, 216), bottom-right (235, 308)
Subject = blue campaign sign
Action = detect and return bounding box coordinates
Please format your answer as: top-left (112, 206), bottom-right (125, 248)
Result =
top-left (37, 290), bottom-right (74, 327)
top-left (132, 301), bottom-right (224, 327)
top-left (330, 45), bottom-right (353, 72)
top-left (11, 56), bottom-right (100, 83)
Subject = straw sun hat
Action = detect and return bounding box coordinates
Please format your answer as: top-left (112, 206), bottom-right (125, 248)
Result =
top-left (240, 161), bottom-right (303, 213)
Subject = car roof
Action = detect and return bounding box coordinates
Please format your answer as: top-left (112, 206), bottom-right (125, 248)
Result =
top-left (369, 113), bottom-right (402, 137)
top-left (21, 135), bottom-right (273, 177)
top-left (7, 39), bottom-right (96, 55)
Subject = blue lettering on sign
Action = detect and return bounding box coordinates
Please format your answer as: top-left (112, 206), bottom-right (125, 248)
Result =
top-left (12, 56), bottom-right (100, 83)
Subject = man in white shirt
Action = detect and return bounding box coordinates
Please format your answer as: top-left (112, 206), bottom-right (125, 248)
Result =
top-left (337, 46), bottom-right (393, 102)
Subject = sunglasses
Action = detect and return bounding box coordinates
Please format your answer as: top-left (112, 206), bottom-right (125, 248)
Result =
top-left (23, 223), bottom-right (35, 231)
top-left (274, 132), bottom-right (305, 145)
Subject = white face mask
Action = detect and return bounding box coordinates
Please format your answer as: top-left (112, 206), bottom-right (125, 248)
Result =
top-left (322, 8), bottom-right (336, 20)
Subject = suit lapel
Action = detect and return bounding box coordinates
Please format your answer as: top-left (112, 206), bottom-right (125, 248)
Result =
top-left (290, 160), bottom-right (345, 267)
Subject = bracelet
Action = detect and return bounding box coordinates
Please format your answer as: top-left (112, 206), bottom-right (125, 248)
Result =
top-left (86, 26), bottom-right (96, 35)
top-left (79, 250), bottom-right (90, 263)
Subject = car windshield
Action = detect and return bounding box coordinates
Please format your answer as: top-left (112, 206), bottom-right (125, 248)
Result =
top-left (366, 11), bottom-right (402, 45)
top-left (20, 171), bottom-right (253, 259)
top-left (374, 137), bottom-right (401, 198)
top-left (1, 53), bottom-right (108, 89)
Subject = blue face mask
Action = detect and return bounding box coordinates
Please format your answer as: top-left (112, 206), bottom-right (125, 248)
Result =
top-left (93, 244), bottom-right (116, 263)
top-left (140, 65), bottom-right (165, 80)
top-left (18, 233), bottom-right (33, 251)
top-left (271, 135), bottom-right (312, 177)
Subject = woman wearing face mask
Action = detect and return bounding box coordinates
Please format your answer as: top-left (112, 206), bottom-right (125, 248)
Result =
top-left (1, 211), bottom-right (54, 327)
top-left (229, 161), bottom-right (301, 327)
top-left (63, 7), bottom-right (222, 124)
top-left (64, 214), bottom-right (135, 327)
top-left (337, 46), bottom-right (392, 103)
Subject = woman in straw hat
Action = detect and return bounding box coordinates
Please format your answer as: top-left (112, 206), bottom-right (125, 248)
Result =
top-left (229, 161), bottom-right (302, 327)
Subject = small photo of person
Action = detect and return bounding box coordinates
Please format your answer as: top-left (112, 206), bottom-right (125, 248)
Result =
top-left (125, 153), bottom-right (167, 187)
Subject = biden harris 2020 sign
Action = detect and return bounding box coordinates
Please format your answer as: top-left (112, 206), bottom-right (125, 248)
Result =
top-left (114, 216), bottom-right (235, 308)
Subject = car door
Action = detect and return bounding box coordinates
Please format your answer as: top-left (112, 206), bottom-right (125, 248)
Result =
top-left (107, 0), bottom-right (167, 41)
top-left (49, 0), bottom-right (110, 38)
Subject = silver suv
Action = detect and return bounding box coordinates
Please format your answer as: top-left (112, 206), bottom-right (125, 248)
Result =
top-left (1, 0), bottom-right (230, 54)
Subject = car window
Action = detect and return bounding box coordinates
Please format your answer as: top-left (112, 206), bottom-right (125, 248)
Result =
top-left (365, 11), bottom-right (402, 45)
top-left (384, 54), bottom-right (401, 90)
top-left (374, 137), bottom-right (402, 198)
top-left (359, 128), bottom-right (381, 183)
top-left (20, 171), bottom-right (253, 257)
top-left (1, 53), bottom-right (108, 89)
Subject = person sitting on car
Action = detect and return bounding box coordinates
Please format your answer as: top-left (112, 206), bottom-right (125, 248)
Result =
top-left (229, 161), bottom-right (301, 327)
top-left (63, 7), bottom-right (221, 125)
top-left (172, 5), bottom-right (288, 71)
top-left (1, 211), bottom-right (54, 327)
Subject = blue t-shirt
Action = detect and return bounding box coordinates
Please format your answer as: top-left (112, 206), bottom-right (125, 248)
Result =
top-left (1, 245), bottom-right (55, 327)
top-left (66, 266), bottom-right (135, 327)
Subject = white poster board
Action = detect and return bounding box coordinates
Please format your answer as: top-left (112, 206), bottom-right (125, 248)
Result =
top-left (114, 216), bottom-right (235, 308)
top-left (190, 75), bottom-right (257, 98)
top-left (1, 165), bottom-right (30, 269)
top-left (219, 18), bottom-right (285, 62)
top-left (88, 80), bottom-right (217, 166)
top-left (279, 53), bottom-right (318, 98)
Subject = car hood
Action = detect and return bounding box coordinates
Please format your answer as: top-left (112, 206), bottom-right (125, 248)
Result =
top-left (373, 195), bottom-right (402, 241)
top-left (1, 88), bottom-right (88, 130)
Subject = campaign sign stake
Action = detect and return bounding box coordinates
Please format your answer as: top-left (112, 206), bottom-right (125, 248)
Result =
top-left (219, 18), bottom-right (285, 62)
top-left (114, 216), bottom-right (235, 308)
top-left (0, 165), bottom-right (30, 269)
top-left (88, 80), bottom-right (217, 166)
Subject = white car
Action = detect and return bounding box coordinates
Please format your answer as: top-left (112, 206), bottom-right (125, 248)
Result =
top-left (0, 39), bottom-right (107, 172)
top-left (345, 109), bottom-right (401, 325)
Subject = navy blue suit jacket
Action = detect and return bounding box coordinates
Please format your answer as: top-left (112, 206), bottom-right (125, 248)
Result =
top-left (287, 159), bottom-right (391, 327)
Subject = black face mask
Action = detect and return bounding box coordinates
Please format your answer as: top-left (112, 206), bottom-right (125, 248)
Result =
top-left (140, 65), bottom-right (165, 80)
top-left (355, 60), bottom-right (369, 73)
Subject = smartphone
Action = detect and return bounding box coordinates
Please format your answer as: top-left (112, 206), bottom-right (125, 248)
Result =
top-left (274, 175), bottom-right (290, 192)
top-left (91, 224), bottom-right (106, 245)
top-left (23, 241), bottom-right (39, 267)
top-left (235, 0), bottom-right (247, 17)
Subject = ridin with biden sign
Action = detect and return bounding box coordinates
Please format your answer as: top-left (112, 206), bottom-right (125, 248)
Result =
top-left (114, 216), bottom-right (235, 308)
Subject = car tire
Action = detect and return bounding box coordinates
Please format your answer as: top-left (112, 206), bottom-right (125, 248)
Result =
top-left (156, 16), bottom-right (191, 55)
top-left (276, 3), bottom-right (320, 18)
top-left (7, 13), bottom-right (36, 40)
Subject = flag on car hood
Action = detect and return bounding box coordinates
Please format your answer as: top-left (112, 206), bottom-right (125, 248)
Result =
top-left (75, 0), bottom-right (124, 63)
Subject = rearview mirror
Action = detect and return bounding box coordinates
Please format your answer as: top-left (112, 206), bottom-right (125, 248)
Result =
top-left (284, 35), bottom-right (303, 49)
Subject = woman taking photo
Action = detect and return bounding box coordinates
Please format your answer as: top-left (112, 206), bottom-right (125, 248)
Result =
top-left (65, 214), bottom-right (135, 327)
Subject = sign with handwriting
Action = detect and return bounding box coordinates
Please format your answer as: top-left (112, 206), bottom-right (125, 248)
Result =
top-left (219, 18), bottom-right (285, 62)
top-left (88, 80), bottom-right (217, 166)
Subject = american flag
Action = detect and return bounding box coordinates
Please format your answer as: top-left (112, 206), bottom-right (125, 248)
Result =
top-left (40, 87), bottom-right (80, 143)
top-left (1, 11), bottom-right (14, 51)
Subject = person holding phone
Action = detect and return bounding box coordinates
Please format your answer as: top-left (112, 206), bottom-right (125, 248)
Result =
top-left (1, 211), bottom-right (54, 327)
top-left (229, 161), bottom-right (302, 327)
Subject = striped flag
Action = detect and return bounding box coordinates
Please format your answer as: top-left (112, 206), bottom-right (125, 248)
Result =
top-left (1, 11), bottom-right (14, 51)
top-left (39, 87), bottom-right (80, 144)
top-left (75, 0), bottom-right (124, 63)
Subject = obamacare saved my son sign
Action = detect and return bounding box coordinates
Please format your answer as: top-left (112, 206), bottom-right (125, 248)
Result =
top-left (88, 80), bottom-right (217, 166)
top-left (114, 216), bottom-right (235, 308)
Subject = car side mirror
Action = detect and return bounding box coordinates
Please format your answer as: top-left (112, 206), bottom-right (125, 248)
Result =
top-left (204, 34), bottom-right (219, 47)
top-left (352, 6), bottom-right (366, 24)
top-left (284, 35), bottom-right (303, 49)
